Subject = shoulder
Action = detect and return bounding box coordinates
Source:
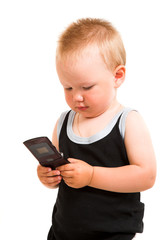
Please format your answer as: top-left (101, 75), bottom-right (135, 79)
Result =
top-left (119, 108), bottom-right (137, 139)
top-left (124, 110), bottom-right (151, 149)
top-left (118, 107), bottom-right (149, 141)
top-left (124, 110), bottom-right (156, 166)
top-left (125, 110), bottom-right (149, 140)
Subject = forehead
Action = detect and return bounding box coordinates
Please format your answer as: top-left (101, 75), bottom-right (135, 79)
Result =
top-left (56, 44), bottom-right (113, 86)
top-left (56, 45), bottom-right (109, 73)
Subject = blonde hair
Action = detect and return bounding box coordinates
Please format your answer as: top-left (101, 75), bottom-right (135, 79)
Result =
top-left (56, 18), bottom-right (126, 71)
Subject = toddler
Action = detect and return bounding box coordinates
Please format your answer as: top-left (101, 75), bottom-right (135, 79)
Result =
top-left (37, 18), bottom-right (156, 240)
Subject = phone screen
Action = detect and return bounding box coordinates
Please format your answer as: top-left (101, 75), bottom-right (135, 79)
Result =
top-left (28, 142), bottom-right (55, 158)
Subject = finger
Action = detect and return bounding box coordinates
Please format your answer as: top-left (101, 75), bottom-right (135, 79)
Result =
top-left (46, 170), bottom-right (61, 177)
top-left (68, 158), bottom-right (79, 163)
top-left (60, 170), bottom-right (74, 178)
top-left (40, 169), bottom-right (60, 177)
top-left (42, 175), bottom-right (62, 185)
top-left (48, 175), bottom-right (62, 183)
top-left (57, 163), bottom-right (75, 171)
top-left (43, 179), bottom-right (61, 188)
top-left (37, 165), bottom-right (61, 177)
top-left (37, 164), bottom-right (52, 174)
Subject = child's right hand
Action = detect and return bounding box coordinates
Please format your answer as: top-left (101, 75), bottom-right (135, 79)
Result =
top-left (37, 164), bottom-right (62, 189)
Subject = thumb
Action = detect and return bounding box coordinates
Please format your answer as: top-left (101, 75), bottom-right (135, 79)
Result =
top-left (68, 158), bottom-right (80, 163)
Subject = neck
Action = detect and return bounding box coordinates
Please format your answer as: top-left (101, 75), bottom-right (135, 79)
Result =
top-left (75, 101), bottom-right (124, 138)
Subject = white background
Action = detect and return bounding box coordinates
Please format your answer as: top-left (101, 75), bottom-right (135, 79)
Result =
top-left (0, 0), bottom-right (159, 239)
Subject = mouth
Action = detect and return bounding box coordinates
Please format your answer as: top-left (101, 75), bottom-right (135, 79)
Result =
top-left (76, 106), bottom-right (88, 111)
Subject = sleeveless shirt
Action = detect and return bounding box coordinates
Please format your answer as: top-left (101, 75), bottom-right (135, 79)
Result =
top-left (51, 108), bottom-right (144, 240)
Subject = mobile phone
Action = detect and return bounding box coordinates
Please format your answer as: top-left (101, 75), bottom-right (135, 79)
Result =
top-left (23, 136), bottom-right (69, 169)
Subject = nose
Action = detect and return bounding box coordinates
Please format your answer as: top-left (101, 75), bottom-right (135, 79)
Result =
top-left (73, 91), bottom-right (84, 102)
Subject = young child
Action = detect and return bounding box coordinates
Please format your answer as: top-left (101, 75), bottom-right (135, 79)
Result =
top-left (37, 18), bottom-right (156, 240)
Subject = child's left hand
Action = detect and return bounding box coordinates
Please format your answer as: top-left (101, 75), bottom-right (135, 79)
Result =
top-left (56, 158), bottom-right (93, 188)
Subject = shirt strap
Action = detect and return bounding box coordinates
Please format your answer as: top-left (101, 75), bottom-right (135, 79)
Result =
top-left (57, 110), bottom-right (70, 141)
top-left (119, 108), bottom-right (136, 139)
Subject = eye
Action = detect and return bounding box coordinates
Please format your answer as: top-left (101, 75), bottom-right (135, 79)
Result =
top-left (65, 87), bottom-right (72, 91)
top-left (83, 85), bottom-right (94, 90)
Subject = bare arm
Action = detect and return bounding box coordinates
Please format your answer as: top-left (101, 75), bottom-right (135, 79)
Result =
top-left (89, 111), bottom-right (156, 192)
top-left (58, 112), bottom-right (156, 192)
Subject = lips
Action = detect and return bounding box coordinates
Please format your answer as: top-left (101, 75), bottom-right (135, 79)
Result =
top-left (76, 106), bottom-right (88, 111)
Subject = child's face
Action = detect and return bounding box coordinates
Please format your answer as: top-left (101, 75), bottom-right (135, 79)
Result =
top-left (56, 45), bottom-right (119, 118)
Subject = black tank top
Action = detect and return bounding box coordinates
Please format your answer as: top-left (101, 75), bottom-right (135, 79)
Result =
top-left (51, 110), bottom-right (144, 239)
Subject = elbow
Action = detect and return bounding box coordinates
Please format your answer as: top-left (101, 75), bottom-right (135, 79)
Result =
top-left (147, 172), bottom-right (156, 189)
top-left (145, 176), bottom-right (156, 190)
top-left (142, 168), bottom-right (157, 191)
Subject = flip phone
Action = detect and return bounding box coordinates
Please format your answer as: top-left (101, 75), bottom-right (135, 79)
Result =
top-left (23, 136), bottom-right (69, 169)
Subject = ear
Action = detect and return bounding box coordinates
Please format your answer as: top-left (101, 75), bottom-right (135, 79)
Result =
top-left (113, 65), bottom-right (125, 88)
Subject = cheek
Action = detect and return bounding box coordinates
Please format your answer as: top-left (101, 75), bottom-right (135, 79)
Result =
top-left (86, 88), bottom-right (106, 102)
top-left (87, 87), bottom-right (113, 105)
top-left (64, 92), bottom-right (73, 106)
top-left (86, 94), bottom-right (97, 103)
